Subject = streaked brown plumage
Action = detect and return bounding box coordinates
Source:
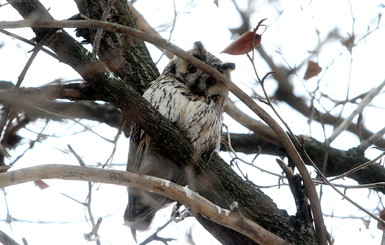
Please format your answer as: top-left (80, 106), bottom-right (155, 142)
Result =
top-left (124, 41), bottom-right (235, 238)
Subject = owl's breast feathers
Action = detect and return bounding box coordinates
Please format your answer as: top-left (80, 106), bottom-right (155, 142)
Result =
top-left (143, 76), bottom-right (224, 159)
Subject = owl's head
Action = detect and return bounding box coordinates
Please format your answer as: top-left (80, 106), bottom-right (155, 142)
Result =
top-left (162, 41), bottom-right (235, 100)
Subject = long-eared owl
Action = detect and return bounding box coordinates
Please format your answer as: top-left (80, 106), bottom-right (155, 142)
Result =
top-left (124, 41), bottom-right (235, 236)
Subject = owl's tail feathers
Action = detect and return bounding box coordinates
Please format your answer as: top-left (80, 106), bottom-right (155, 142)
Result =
top-left (130, 228), bottom-right (137, 243)
top-left (124, 188), bottom-right (168, 241)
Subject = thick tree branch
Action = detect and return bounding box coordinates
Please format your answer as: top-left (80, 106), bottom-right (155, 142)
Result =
top-left (0, 86), bottom-right (121, 128)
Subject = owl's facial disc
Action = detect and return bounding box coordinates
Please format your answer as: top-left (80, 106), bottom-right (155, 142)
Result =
top-left (184, 64), bottom-right (218, 96)
top-left (185, 72), bottom-right (207, 96)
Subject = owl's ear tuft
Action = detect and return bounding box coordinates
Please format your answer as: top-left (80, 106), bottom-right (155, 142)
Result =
top-left (193, 41), bottom-right (206, 55)
top-left (222, 62), bottom-right (236, 72)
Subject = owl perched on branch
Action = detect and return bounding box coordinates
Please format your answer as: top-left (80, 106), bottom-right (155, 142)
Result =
top-left (124, 41), bottom-right (235, 237)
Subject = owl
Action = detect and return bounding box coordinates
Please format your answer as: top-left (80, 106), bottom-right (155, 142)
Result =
top-left (124, 41), bottom-right (235, 238)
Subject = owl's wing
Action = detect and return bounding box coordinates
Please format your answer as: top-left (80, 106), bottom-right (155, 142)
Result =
top-left (125, 129), bottom-right (185, 235)
top-left (179, 98), bottom-right (224, 161)
top-left (125, 124), bottom-right (176, 236)
top-left (143, 78), bottom-right (190, 124)
top-left (125, 78), bottom-right (188, 236)
top-left (127, 77), bottom-right (185, 172)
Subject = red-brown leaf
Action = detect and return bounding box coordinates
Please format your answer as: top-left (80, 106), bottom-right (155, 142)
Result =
top-left (303, 60), bottom-right (322, 80)
top-left (377, 209), bottom-right (385, 230)
top-left (341, 34), bottom-right (355, 53)
top-left (221, 31), bottom-right (262, 55)
top-left (34, 180), bottom-right (50, 190)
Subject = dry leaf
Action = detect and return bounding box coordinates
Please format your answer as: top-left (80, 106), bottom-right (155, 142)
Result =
top-left (221, 31), bottom-right (261, 55)
top-left (377, 209), bottom-right (385, 230)
top-left (341, 34), bottom-right (355, 53)
top-left (34, 180), bottom-right (50, 190)
top-left (303, 60), bottom-right (322, 80)
top-left (362, 219), bottom-right (370, 229)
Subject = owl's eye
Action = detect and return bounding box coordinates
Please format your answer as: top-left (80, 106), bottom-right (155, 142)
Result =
top-left (187, 64), bottom-right (197, 73)
top-left (206, 76), bottom-right (216, 87)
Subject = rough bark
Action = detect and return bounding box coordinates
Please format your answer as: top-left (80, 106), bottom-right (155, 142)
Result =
top-left (194, 154), bottom-right (316, 244)
top-left (74, 0), bottom-right (159, 93)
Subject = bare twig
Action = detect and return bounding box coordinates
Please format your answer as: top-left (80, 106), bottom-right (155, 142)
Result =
top-left (359, 126), bottom-right (385, 151)
top-left (139, 219), bottom-right (175, 245)
top-left (92, 0), bottom-right (116, 58)
top-left (328, 152), bottom-right (385, 182)
top-left (313, 180), bottom-right (385, 189)
top-left (84, 217), bottom-right (103, 242)
top-left (102, 119), bottom-right (125, 168)
top-left (327, 79), bottom-right (385, 144)
top-left (68, 144), bottom-right (86, 166)
top-left (297, 144), bottom-right (385, 227)
top-left (0, 29), bottom-right (59, 59)
top-left (276, 159), bottom-right (312, 224)
top-left (0, 164), bottom-right (292, 245)
top-left (9, 120), bottom-right (49, 167)
top-left (67, 145), bottom-right (101, 245)
top-left (0, 36), bottom-right (45, 141)
top-left (223, 127), bottom-right (285, 179)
